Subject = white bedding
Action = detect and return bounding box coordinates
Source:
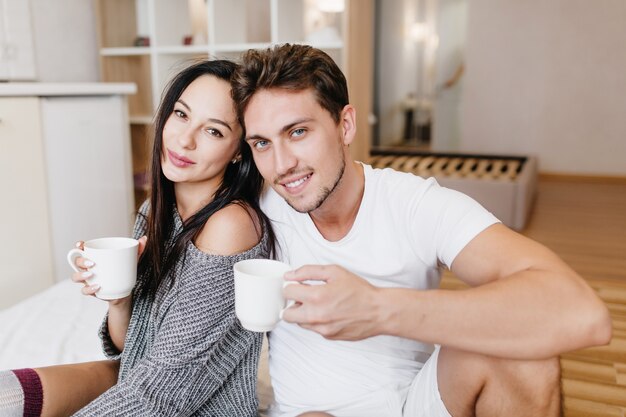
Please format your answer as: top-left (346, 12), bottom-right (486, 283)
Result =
top-left (0, 279), bottom-right (274, 411)
top-left (0, 279), bottom-right (107, 370)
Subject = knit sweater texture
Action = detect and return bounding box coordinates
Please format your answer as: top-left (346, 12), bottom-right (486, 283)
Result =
top-left (74, 201), bottom-right (269, 416)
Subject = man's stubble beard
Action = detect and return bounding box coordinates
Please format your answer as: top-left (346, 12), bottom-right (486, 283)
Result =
top-left (287, 157), bottom-right (346, 214)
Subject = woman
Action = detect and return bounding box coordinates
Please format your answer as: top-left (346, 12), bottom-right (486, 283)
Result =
top-left (0, 59), bottom-right (274, 416)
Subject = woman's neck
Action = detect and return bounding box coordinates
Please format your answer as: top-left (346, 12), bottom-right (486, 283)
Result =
top-left (174, 180), bottom-right (220, 221)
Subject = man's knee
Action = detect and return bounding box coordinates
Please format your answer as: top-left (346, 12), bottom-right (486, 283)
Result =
top-left (476, 355), bottom-right (561, 416)
top-left (505, 356), bottom-right (561, 405)
top-left (439, 348), bottom-right (561, 415)
top-left (503, 356), bottom-right (561, 391)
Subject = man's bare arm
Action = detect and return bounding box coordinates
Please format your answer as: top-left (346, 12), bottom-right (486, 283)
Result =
top-left (379, 224), bottom-right (611, 358)
top-left (283, 224), bottom-right (611, 359)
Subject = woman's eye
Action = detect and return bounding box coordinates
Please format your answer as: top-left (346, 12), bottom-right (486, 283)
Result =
top-left (174, 109), bottom-right (186, 118)
top-left (206, 128), bottom-right (223, 137)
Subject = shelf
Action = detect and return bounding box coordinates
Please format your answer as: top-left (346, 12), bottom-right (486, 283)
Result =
top-left (156, 45), bottom-right (210, 54)
top-left (101, 47), bottom-right (152, 57)
top-left (212, 42), bottom-right (273, 53)
top-left (129, 115), bottom-right (154, 125)
top-left (96, 0), bottom-right (349, 203)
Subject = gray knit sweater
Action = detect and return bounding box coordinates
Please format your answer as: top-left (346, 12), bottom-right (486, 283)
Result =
top-left (74, 201), bottom-right (269, 416)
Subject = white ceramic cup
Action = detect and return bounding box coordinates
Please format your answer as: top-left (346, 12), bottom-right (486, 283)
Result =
top-left (67, 237), bottom-right (139, 300)
top-left (234, 259), bottom-right (293, 332)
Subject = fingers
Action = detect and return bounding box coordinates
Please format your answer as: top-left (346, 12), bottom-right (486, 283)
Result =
top-left (280, 302), bottom-right (307, 325)
top-left (73, 241), bottom-right (94, 270)
top-left (284, 264), bottom-right (336, 283)
top-left (71, 269), bottom-right (93, 283)
top-left (74, 257), bottom-right (95, 270)
top-left (72, 269), bottom-right (99, 296)
top-left (72, 240), bottom-right (100, 297)
top-left (81, 283), bottom-right (100, 296)
top-left (281, 283), bottom-right (326, 324)
top-left (283, 280), bottom-right (317, 303)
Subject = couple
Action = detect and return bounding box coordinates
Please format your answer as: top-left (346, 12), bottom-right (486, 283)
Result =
top-left (1, 44), bottom-right (611, 417)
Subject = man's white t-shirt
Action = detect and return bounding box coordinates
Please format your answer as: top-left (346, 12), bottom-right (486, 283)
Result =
top-left (260, 164), bottom-right (499, 416)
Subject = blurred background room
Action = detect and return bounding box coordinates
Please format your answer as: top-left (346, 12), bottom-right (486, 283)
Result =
top-left (0, 1), bottom-right (625, 415)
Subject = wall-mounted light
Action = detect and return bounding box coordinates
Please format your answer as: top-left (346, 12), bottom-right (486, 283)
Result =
top-left (409, 22), bottom-right (430, 42)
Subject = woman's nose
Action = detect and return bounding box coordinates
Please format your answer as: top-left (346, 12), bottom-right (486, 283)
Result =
top-left (177, 126), bottom-right (197, 149)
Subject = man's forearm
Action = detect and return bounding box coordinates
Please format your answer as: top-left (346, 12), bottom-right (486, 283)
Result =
top-left (377, 270), bottom-right (611, 359)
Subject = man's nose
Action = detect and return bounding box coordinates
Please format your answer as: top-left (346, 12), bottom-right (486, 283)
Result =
top-left (274, 144), bottom-right (298, 176)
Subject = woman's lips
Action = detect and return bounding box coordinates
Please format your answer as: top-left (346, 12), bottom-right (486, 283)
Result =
top-left (167, 149), bottom-right (195, 168)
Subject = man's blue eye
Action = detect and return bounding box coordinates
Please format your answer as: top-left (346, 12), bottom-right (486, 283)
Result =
top-left (255, 140), bottom-right (269, 150)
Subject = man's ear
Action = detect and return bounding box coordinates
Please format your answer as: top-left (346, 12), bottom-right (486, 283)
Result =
top-left (340, 105), bottom-right (357, 146)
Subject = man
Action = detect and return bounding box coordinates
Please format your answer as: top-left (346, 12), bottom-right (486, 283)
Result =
top-left (232, 44), bottom-right (612, 417)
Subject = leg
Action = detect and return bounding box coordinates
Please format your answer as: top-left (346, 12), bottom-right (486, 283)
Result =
top-left (36, 360), bottom-right (119, 416)
top-left (1, 361), bottom-right (119, 417)
top-left (437, 346), bottom-right (561, 417)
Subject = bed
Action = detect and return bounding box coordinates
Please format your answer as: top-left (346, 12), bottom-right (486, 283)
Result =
top-left (0, 280), bottom-right (274, 413)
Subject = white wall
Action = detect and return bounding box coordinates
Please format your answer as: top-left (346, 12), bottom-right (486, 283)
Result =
top-left (30, 0), bottom-right (99, 82)
top-left (461, 0), bottom-right (626, 175)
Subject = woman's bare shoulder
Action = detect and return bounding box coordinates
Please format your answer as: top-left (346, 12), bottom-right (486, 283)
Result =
top-left (195, 203), bottom-right (262, 256)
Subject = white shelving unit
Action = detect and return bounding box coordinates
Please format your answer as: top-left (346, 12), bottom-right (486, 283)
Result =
top-left (95, 0), bottom-right (346, 205)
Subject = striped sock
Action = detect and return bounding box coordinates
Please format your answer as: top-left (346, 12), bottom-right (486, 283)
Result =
top-left (0, 369), bottom-right (44, 417)
top-left (0, 370), bottom-right (24, 417)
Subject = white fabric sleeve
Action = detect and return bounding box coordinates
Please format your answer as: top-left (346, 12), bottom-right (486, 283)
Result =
top-left (406, 179), bottom-right (500, 269)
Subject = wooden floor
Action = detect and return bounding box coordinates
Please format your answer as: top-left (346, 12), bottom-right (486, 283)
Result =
top-left (441, 176), bottom-right (626, 416)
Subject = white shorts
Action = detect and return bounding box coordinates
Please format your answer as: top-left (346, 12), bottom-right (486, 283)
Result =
top-left (267, 346), bottom-right (452, 417)
top-left (403, 345), bottom-right (452, 417)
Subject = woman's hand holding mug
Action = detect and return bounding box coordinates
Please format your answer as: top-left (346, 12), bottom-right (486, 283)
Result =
top-left (68, 236), bottom-right (147, 302)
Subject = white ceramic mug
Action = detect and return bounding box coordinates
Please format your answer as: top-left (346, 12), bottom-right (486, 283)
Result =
top-left (67, 237), bottom-right (139, 300)
top-left (234, 259), bottom-right (293, 332)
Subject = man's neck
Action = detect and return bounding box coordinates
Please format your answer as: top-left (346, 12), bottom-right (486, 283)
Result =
top-left (309, 161), bottom-right (365, 242)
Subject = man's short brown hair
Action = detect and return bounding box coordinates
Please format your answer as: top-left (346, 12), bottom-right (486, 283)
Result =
top-left (232, 44), bottom-right (349, 124)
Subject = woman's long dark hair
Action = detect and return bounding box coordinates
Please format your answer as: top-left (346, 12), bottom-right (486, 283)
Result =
top-left (138, 59), bottom-right (275, 296)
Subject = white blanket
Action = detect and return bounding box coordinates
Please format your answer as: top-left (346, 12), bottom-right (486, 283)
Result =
top-left (0, 279), bottom-right (274, 411)
top-left (0, 280), bottom-right (107, 369)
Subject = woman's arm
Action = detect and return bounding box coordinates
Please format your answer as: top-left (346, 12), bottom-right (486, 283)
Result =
top-left (75, 235), bottom-right (146, 355)
top-left (74, 205), bottom-right (267, 416)
top-left (104, 298), bottom-right (133, 352)
top-left (103, 200), bottom-right (150, 353)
